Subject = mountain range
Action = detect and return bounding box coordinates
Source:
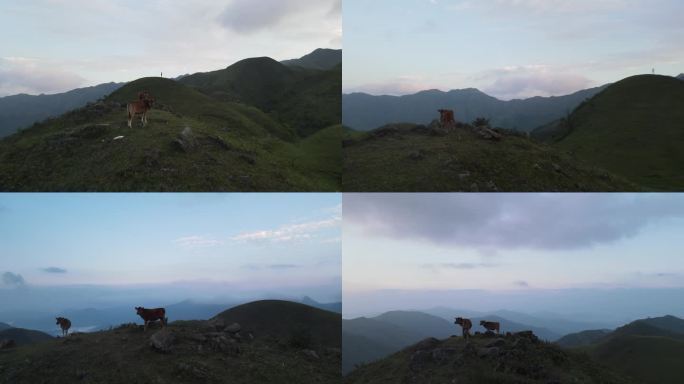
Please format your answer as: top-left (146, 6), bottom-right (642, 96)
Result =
top-left (0, 300), bottom-right (341, 384)
top-left (0, 48), bottom-right (342, 192)
top-left (343, 85), bottom-right (606, 132)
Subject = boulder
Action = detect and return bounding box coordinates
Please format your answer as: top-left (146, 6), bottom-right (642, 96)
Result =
top-left (173, 127), bottom-right (198, 152)
top-left (225, 323), bottom-right (241, 333)
top-left (150, 329), bottom-right (176, 353)
top-left (0, 340), bottom-right (15, 349)
top-left (301, 349), bottom-right (320, 360)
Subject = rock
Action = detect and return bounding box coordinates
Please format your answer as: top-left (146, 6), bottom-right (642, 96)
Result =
top-left (209, 135), bottom-right (231, 150)
top-left (473, 126), bottom-right (502, 141)
top-left (173, 127), bottom-right (198, 152)
top-left (371, 126), bottom-right (400, 138)
top-left (413, 337), bottom-right (440, 351)
top-left (225, 323), bottom-right (241, 333)
top-left (431, 348), bottom-right (458, 363)
top-left (477, 347), bottom-right (500, 358)
top-left (113, 136), bottom-right (124, 141)
top-left (408, 150), bottom-right (426, 161)
top-left (150, 329), bottom-right (176, 353)
top-left (301, 349), bottom-right (319, 360)
top-left (210, 318), bottom-right (226, 331)
top-left (515, 330), bottom-right (539, 343)
top-left (0, 340), bottom-right (15, 349)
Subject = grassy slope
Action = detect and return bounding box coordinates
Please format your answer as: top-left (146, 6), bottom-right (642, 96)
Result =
top-left (553, 75), bottom-right (684, 190)
top-left (0, 302), bottom-right (341, 384)
top-left (345, 334), bottom-right (633, 384)
top-left (0, 78), bottom-right (340, 191)
top-left (343, 124), bottom-right (638, 192)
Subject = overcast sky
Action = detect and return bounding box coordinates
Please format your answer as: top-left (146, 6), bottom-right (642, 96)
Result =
top-left (343, 193), bottom-right (684, 318)
top-left (0, 193), bottom-right (341, 306)
top-left (344, 0), bottom-right (684, 99)
top-left (0, 0), bottom-right (341, 97)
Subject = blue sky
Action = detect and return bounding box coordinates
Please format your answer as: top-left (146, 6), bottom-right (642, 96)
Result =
top-left (0, 0), bottom-right (341, 96)
top-left (343, 0), bottom-right (684, 99)
top-left (343, 194), bottom-right (684, 318)
top-left (0, 193), bottom-right (341, 302)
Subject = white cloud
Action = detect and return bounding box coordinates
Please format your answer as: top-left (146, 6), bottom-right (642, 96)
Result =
top-left (480, 65), bottom-right (594, 100)
top-left (231, 217), bottom-right (341, 243)
top-left (174, 235), bottom-right (224, 249)
top-left (0, 57), bottom-right (85, 97)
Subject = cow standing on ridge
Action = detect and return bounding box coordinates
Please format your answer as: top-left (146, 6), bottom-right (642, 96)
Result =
top-left (480, 320), bottom-right (500, 334)
top-left (56, 317), bottom-right (71, 337)
top-left (454, 317), bottom-right (472, 339)
top-left (135, 307), bottom-right (167, 332)
top-left (127, 91), bottom-right (154, 128)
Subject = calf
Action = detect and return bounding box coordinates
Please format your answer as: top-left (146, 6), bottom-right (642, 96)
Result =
top-left (56, 317), bottom-right (71, 337)
top-left (454, 317), bottom-right (473, 339)
top-left (135, 307), bottom-right (167, 332)
top-left (127, 91), bottom-right (154, 128)
top-left (438, 109), bottom-right (456, 127)
top-left (480, 320), bottom-right (500, 334)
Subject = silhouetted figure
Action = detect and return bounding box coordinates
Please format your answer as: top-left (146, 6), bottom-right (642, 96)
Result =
top-left (480, 320), bottom-right (500, 334)
top-left (135, 307), bottom-right (167, 332)
top-left (454, 317), bottom-right (473, 339)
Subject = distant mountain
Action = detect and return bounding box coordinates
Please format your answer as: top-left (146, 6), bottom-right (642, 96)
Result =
top-left (282, 48), bottom-right (342, 70)
top-left (559, 315), bottom-right (684, 384)
top-left (342, 310), bottom-right (559, 374)
top-left (0, 327), bottom-right (53, 346)
top-left (301, 296), bottom-right (342, 313)
top-left (677, 73), bottom-right (684, 80)
top-left (342, 85), bottom-right (606, 132)
top-left (345, 331), bottom-right (632, 383)
top-left (533, 74), bottom-right (684, 191)
top-left (0, 300), bottom-right (341, 384)
top-left (0, 322), bottom-right (11, 331)
top-left (0, 82), bottom-right (123, 138)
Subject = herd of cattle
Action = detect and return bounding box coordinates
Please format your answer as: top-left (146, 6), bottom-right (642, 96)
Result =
top-left (454, 317), bottom-right (501, 338)
top-left (54, 307), bottom-right (167, 337)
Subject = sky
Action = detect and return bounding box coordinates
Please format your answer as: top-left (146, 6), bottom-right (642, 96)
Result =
top-left (343, 193), bottom-right (684, 320)
top-left (0, 193), bottom-right (341, 310)
top-left (0, 0), bottom-right (341, 97)
top-left (343, 0), bottom-right (684, 99)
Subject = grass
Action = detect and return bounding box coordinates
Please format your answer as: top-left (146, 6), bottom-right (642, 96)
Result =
top-left (0, 78), bottom-right (340, 191)
top-left (0, 301), bottom-right (341, 384)
top-left (343, 123), bottom-right (639, 192)
top-left (551, 75), bottom-right (684, 190)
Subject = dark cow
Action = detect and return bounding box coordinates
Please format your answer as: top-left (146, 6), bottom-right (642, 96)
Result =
top-left (127, 91), bottom-right (154, 128)
top-left (56, 317), bottom-right (71, 337)
top-left (438, 109), bottom-right (456, 127)
top-left (454, 317), bottom-right (473, 339)
top-left (480, 320), bottom-right (500, 334)
top-left (135, 307), bottom-right (166, 331)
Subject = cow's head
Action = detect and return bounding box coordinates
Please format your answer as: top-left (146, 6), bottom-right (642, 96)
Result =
top-left (135, 307), bottom-right (145, 315)
top-left (55, 317), bottom-right (61, 324)
top-left (480, 320), bottom-right (486, 326)
top-left (454, 317), bottom-right (464, 325)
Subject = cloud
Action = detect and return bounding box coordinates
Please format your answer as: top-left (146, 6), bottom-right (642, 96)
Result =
top-left (174, 235), bottom-right (224, 248)
top-left (423, 262), bottom-right (497, 271)
top-left (42, 267), bottom-right (67, 274)
top-left (218, 0), bottom-right (338, 34)
top-left (0, 57), bottom-right (85, 97)
top-left (480, 65), bottom-right (593, 100)
top-left (242, 264), bottom-right (301, 270)
top-left (231, 216), bottom-right (341, 243)
top-left (1, 272), bottom-right (25, 287)
top-left (344, 194), bottom-right (684, 251)
top-left (513, 280), bottom-right (530, 288)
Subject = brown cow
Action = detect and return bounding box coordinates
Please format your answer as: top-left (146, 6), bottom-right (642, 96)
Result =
top-left (56, 317), bottom-right (71, 337)
top-left (454, 317), bottom-right (473, 339)
top-left (135, 307), bottom-right (166, 332)
top-left (480, 320), bottom-right (500, 334)
top-left (127, 91), bottom-right (154, 128)
top-left (438, 109), bottom-right (456, 127)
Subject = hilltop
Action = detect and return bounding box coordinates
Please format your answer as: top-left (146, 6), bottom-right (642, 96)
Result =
top-left (0, 49), bottom-right (342, 192)
top-left (342, 86), bottom-right (605, 131)
top-left (343, 121), bottom-right (638, 191)
top-left (558, 315), bottom-right (684, 384)
top-left (343, 310), bottom-right (561, 374)
top-left (344, 331), bottom-right (633, 383)
top-left (282, 48), bottom-right (342, 70)
top-left (533, 75), bottom-right (684, 190)
top-left (0, 327), bottom-right (53, 346)
top-left (0, 300), bottom-right (341, 384)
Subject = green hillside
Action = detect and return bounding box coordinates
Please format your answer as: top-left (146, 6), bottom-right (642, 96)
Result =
top-left (559, 315), bottom-right (684, 384)
top-left (0, 77), bottom-right (341, 191)
top-left (0, 301), bottom-right (341, 384)
top-left (345, 332), bottom-right (633, 384)
top-left (556, 329), bottom-right (611, 348)
top-left (0, 328), bottom-right (53, 346)
top-left (343, 122), bottom-right (639, 191)
top-left (537, 75), bottom-right (684, 190)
